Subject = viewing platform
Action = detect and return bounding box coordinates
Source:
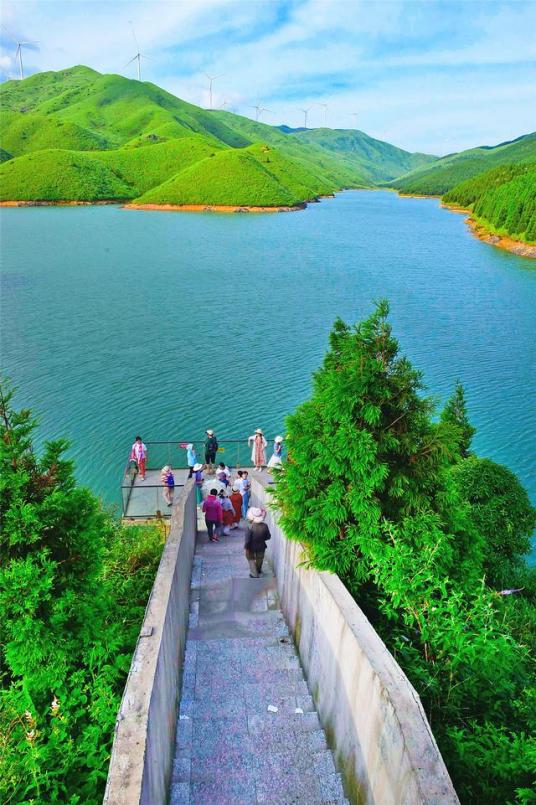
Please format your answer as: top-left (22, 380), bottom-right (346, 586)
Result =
top-left (121, 439), bottom-right (268, 520)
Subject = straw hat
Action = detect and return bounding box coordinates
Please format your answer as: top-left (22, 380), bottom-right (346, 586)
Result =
top-left (193, 463), bottom-right (203, 471)
top-left (232, 482), bottom-right (241, 492)
top-left (162, 465), bottom-right (171, 473)
top-left (255, 428), bottom-right (263, 435)
top-left (206, 429), bottom-right (214, 436)
top-left (274, 435), bottom-right (283, 443)
top-left (247, 506), bottom-right (266, 524)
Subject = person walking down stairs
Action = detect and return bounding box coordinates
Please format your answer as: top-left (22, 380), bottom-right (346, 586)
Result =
top-left (244, 507), bottom-right (271, 577)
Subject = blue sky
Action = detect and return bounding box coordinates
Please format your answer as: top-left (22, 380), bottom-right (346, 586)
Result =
top-left (1, 0), bottom-right (535, 154)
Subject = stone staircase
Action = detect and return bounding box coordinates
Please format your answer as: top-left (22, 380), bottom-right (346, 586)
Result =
top-left (170, 521), bottom-right (348, 804)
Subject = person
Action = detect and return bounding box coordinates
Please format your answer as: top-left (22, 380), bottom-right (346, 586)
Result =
top-left (244, 507), bottom-right (271, 577)
top-left (219, 489), bottom-right (235, 535)
top-left (202, 488), bottom-right (222, 542)
top-left (216, 462), bottom-right (231, 486)
top-left (130, 436), bottom-right (147, 481)
top-left (267, 435), bottom-right (284, 470)
top-left (193, 462), bottom-right (204, 505)
top-left (241, 470), bottom-right (251, 518)
top-left (204, 429), bottom-right (218, 473)
top-left (160, 465), bottom-right (175, 506)
top-left (248, 428), bottom-right (267, 471)
top-left (230, 483), bottom-right (243, 528)
top-left (186, 443), bottom-right (197, 478)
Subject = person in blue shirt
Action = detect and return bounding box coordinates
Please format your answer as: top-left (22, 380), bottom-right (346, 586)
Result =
top-left (186, 443), bottom-right (197, 478)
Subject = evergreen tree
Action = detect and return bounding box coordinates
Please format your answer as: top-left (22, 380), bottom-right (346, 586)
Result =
top-left (440, 379), bottom-right (476, 458)
top-left (273, 300), bottom-right (469, 586)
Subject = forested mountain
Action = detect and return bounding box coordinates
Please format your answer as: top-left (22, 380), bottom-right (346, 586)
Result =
top-left (390, 133), bottom-right (536, 196)
top-left (444, 163), bottom-right (536, 243)
top-left (0, 66), bottom-right (434, 206)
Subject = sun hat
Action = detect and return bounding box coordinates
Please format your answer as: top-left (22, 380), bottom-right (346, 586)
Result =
top-left (193, 463), bottom-right (203, 471)
top-left (206, 429), bottom-right (214, 435)
top-left (232, 482), bottom-right (241, 492)
top-left (186, 443), bottom-right (193, 450)
top-left (255, 428), bottom-right (263, 434)
top-left (274, 435), bottom-right (283, 443)
top-left (162, 465), bottom-right (171, 473)
top-left (247, 506), bottom-right (266, 524)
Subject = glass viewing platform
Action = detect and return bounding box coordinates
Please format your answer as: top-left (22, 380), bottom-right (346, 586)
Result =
top-left (121, 439), bottom-right (267, 520)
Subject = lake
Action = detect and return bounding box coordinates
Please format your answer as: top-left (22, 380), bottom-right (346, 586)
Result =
top-left (1, 190), bottom-right (535, 557)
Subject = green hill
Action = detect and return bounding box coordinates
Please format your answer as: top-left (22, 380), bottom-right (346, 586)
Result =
top-left (444, 163), bottom-right (536, 244)
top-left (0, 66), bottom-right (438, 205)
top-left (289, 128), bottom-right (436, 183)
top-left (390, 133), bottom-right (536, 196)
top-left (0, 150), bottom-right (133, 201)
top-left (135, 144), bottom-right (327, 207)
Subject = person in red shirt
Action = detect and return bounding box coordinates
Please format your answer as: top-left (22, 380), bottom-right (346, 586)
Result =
top-left (201, 488), bottom-right (223, 542)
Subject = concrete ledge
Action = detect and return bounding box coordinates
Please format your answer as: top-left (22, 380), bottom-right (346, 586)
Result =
top-left (104, 481), bottom-right (197, 805)
top-left (252, 476), bottom-right (459, 805)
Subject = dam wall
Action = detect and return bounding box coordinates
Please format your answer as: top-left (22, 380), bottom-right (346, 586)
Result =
top-left (104, 481), bottom-right (197, 805)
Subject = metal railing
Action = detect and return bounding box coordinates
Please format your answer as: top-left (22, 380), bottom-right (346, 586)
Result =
top-left (120, 439), bottom-right (279, 519)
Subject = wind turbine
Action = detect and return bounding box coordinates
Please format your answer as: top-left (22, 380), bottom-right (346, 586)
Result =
top-left (318, 101), bottom-right (328, 127)
top-left (250, 103), bottom-right (271, 122)
top-left (125, 22), bottom-right (150, 81)
top-left (300, 107), bottom-right (311, 128)
top-left (2, 26), bottom-right (38, 79)
top-left (205, 73), bottom-right (223, 109)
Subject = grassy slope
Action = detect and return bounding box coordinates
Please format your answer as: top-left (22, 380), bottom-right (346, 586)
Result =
top-left (0, 150), bottom-right (133, 201)
top-left (391, 133), bottom-right (536, 195)
top-left (290, 128), bottom-right (436, 183)
top-left (135, 144), bottom-right (324, 206)
top-left (1, 109), bottom-right (109, 156)
top-left (444, 163), bottom-right (536, 243)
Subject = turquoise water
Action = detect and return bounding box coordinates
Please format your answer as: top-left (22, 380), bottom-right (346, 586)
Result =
top-left (1, 191), bottom-right (535, 555)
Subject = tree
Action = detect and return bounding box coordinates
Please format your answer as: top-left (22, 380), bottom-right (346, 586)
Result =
top-left (273, 300), bottom-right (470, 586)
top-left (0, 381), bottom-right (162, 803)
top-left (451, 456), bottom-right (536, 587)
top-left (440, 380), bottom-right (476, 458)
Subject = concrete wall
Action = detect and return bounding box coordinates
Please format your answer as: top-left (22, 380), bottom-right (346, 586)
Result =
top-left (251, 476), bottom-right (459, 805)
top-left (104, 481), bottom-right (197, 805)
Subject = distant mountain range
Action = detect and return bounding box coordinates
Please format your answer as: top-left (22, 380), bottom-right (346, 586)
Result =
top-left (0, 65), bottom-right (534, 248)
top-left (0, 66), bottom-right (434, 207)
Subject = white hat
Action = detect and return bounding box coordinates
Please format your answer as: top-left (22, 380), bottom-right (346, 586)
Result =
top-left (186, 443), bottom-right (193, 450)
top-left (193, 463), bottom-right (203, 471)
top-left (232, 482), bottom-right (241, 492)
top-left (274, 435), bottom-right (283, 443)
top-left (247, 506), bottom-right (266, 524)
top-left (255, 428), bottom-right (263, 434)
top-left (206, 429), bottom-right (214, 435)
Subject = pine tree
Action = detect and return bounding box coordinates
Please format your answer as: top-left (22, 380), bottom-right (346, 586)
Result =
top-left (440, 380), bottom-right (476, 458)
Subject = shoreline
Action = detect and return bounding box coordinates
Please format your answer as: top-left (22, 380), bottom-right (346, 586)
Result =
top-left (0, 199), bottom-right (121, 207)
top-left (123, 201), bottom-right (307, 213)
top-left (442, 202), bottom-right (536, 259)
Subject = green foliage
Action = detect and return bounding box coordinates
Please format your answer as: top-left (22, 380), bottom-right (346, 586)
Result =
top-left (273, 303), bottom-right (536, 803)
top-left (444, 162), bottom-right (536, 244)
top-left (451, 457), bottom-right (536, 588)
top-left (440, 380), bottom-right (476, 457)
top-left (391, 132), bottom-right (536, 195)
top-left (0, 65), bottom-right (438, 204)
top-left (0, 382), bottom-right (162, 803)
